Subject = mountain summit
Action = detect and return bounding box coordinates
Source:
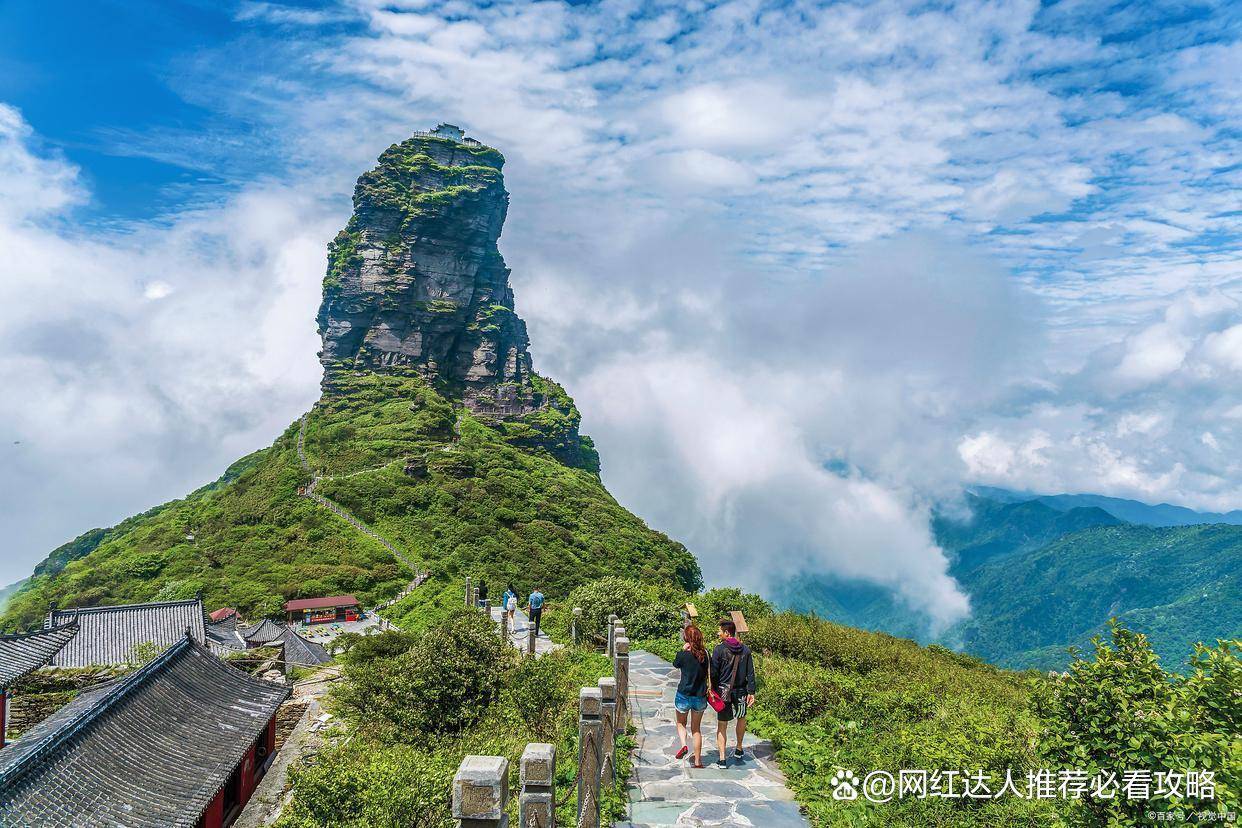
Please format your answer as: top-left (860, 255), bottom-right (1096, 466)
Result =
top-left (1, 126), bottom-right (699, 630)
top-left (319, 127), bottom-right (530, 406)
top-left (317, 125), bottom-right (592, 469)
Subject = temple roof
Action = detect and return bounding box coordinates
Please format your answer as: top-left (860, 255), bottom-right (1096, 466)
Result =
top-left (0, 636), bottom-right (290, 827)
top-left (278, 628), bottom-right (332, 667)
top-left (45, 599), bottom-right (207, 668)
top-left (240, 618), bottom-right (286, 646)
top-left (205, 614), bottom-right (246, 652)
top-left (0, 623), bottom-right (79, 687)
top-left (283, 594), bottom-right (359, 612)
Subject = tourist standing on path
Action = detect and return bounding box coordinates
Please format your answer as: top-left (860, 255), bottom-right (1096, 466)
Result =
top-left (477, 578), bottom-right (488, 606)
top-left (711, 618), bottom-right (756, 768)
top-left (527, 587), bottom-right (545, 636)
top-left (673, 624), bottom-right (709, 768)
top-left (505, 584), bottom-right (519, 628)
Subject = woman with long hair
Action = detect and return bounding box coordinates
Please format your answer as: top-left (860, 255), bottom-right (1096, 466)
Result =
top-left (673, 624), bottom-right (709, 767)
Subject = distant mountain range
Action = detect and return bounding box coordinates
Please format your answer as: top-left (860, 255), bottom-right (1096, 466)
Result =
top-left (972, 486), bottom-right (1242, 528)
top-left (775, 489), bottom-right (1242, 670)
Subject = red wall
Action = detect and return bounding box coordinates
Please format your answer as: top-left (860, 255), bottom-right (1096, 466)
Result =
top-left (195, 712), bottom-right (279, 828)
top-left (199, 789), bottom-right (224, 828)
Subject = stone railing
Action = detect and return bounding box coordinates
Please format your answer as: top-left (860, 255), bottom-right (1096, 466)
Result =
top-left (451, 608), bottom-right (630, 828)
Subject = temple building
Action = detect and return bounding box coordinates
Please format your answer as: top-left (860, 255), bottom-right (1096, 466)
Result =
top-left (0, 634), bottom-right (289, 827)
top-left (0, 623), bottom-right (79, 749)
top-left (46, 597), bottom-right (208, 667)
top-left (283, 594), bottom-right (360, 625)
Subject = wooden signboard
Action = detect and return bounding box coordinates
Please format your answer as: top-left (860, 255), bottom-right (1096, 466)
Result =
top-left (684, 602), bottom-right (699, 619)
top-left (729, 610), bottom-right (749, 634)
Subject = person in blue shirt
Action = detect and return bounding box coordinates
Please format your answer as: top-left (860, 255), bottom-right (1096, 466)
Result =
top-left (527, 588), bottom-right (545, 636)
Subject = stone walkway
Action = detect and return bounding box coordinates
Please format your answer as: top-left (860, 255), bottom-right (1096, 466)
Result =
top-left (489, 606), bottom-right (560, 657)
top-left (619, 650), bottom-right (808, 828)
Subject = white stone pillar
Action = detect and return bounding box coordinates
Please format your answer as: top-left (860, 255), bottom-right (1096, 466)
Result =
top-left (452, 755), bottom-right (509, 828)
top-left (576, 688), bottom-right (603, 828)
top-left (519, 743), bottom-right (556, 828)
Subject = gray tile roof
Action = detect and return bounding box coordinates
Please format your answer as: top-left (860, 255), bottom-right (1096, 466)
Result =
top-left (0, 635), bottom-right (290, 827)
top-left (240, 618), bottom-right (285, 646)
top-left (278, 629), bottom-right (332, 667)
top-left (0, 624), bottom-right (79, 687)
top-left (204, 615), bottom-right (246, 652)
top-left (45, 599), bottom-right (207, 668)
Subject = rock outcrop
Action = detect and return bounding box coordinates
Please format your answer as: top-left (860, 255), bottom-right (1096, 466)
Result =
top-left (316, 125), bottom-right (597, 471)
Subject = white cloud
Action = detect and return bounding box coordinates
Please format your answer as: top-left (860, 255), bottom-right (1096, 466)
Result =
top-left (2, 0), bottom-right (1241, 635)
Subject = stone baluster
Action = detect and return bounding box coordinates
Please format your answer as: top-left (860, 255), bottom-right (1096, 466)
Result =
top-left (465, 576), bottom-right (473, 608)
top-left (472, 586), bottom-right (479, 608)
top-left (527, 617), bottom-right (537, 656)
top-left (613, 634), bottom-right (630, 729)
top-left (519, 743), bottom-right (556, 828)
top-left (571, 607), bottom-right (582, 644)
top-left (598, 677), bottom-right (617, 784)
top-left (482, 599), bottom-right (491, 617)
top-left (501, 606), bottom-right (509, 641)
top-left (606, 614), bottom-right (619, 657)
top-left (576, 688), bottom-right (603, 828)
top-left (452, 755), bottom-right (509, 828)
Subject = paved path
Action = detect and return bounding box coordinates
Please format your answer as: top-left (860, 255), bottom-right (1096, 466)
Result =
top-left (619, 650), bottom-right (808, 828)
top-left (489, 606), bottom-right (560, 657)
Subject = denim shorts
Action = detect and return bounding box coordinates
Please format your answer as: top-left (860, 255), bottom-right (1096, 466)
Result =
top-left (674, 691), bottom-right (707, 713)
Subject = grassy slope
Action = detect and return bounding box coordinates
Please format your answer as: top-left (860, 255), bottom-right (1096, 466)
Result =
top-left (1, 371), bottom-right (699, 631)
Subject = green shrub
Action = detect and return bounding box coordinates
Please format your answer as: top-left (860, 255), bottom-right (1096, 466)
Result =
top-left (279, 742), bottom-right (455, 828)
top-left (503, 652), bottom-right (577, 739)
top-left (1035, 623), bottom-right (1240, 824)
top-left (565, 577), bottom-right (653, 643)
top-left (335, 611), bottom-right (510, 736)
top-left (625, 602), bottom-right (683, 640)
top-left (695, 587), bottom-right (772, 626)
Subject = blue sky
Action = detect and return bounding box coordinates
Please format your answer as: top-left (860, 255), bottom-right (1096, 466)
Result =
top-left (1, 0), bottom-right (1240, 623)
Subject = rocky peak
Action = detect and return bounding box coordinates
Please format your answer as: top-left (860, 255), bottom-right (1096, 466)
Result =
top-left (316, 126), bottom-right (538, 411)
top-left (316, 126), bottom-right (598, 471)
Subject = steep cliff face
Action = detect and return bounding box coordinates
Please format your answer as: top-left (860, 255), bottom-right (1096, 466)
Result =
top-left (316, 128), bottom-right (594, 470)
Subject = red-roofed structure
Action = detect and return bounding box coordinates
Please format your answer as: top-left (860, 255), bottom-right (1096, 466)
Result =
top-left (283, 595), bottom-right (360, 624)
top-left (209, 607), bottom-right (239, 623)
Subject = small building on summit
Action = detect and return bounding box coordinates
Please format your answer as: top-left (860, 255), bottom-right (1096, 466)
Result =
top-left (283, 595), bottom-right (360, 625)
top-left (45, 597), bottom-right (208, 667)
top-left (209, 607), bottom-right (239, 623)
top-left (0, 623), bottom-right (79, 749)
top-left (430, 122), bottom-right (464, 141)
top-left (0, 634), bottom-right (289, 827)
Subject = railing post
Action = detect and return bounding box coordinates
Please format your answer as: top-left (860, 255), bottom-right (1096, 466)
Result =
top-left (606, 614), bottom-right (619, 657)
top-left (614, 635), bottom-right (630, 730)
top-left (598, 677), bottom-right (617, 784)
top-left (571, 607), bottom-right (581, 644)
top-left (452, 755), bottom-right (509, 828)
top-left (576, 688), bottom-right (603, 828)
top-left (482, 599), bottom-right (491, 617)
top-left (500, 606), bottom-right (509, 642)
top-left (465, 576), bottom-right (472, 608)
top-left (527, 617), bottom-right (536, 656)
top-left (519, 743), bottom-right (556, 828)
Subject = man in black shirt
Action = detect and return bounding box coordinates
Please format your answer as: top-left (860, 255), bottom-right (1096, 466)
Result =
top-left (711, 618), bottom-right (756, 767)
